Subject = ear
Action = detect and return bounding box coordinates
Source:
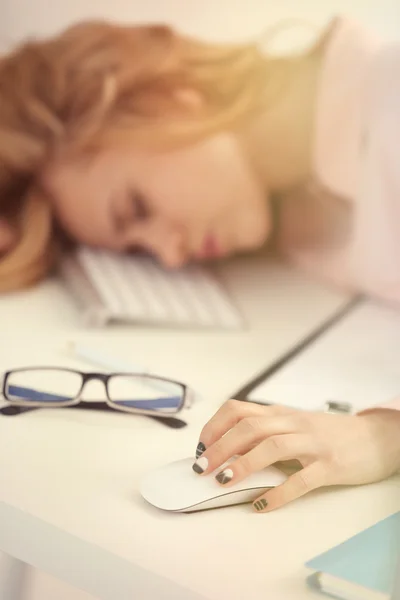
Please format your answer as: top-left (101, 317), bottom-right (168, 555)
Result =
top-left (0, 218), bottom-right (17, 253)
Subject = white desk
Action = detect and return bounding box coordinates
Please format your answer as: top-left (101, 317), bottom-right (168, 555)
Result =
top-left (0, 254), bottom-right (399, 600)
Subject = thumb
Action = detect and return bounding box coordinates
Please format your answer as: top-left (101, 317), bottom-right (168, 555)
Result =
top-left (252, 463), bottom-right (325, 513)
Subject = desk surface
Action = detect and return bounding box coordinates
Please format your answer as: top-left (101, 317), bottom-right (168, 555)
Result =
top-left (0, 254), bottom-right (399, 600)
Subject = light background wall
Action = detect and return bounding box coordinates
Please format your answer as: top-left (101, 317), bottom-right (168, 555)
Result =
top-left (0, 0), bottom-right (399, 53)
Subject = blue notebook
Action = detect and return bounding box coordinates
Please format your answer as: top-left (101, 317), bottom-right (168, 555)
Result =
top-left (305, 511), bottom-right (400, 600)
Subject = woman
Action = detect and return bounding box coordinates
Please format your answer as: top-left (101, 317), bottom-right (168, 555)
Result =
top-left (0, 16), bottom-right (399, 509)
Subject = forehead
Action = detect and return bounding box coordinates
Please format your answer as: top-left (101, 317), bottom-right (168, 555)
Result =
top-left (43, 149), bottom-right (112, 182)
top-left (41, 150), bottom-right (123, 247)
top-left (41, 137), bottom-right (220, 209)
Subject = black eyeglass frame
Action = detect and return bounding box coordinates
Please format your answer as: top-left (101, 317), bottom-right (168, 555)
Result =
top-left (0, 366), bottom-right (193, 418)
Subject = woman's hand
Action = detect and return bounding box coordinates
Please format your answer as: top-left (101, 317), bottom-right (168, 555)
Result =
top-left (192, 400), bottom-right (400, 512)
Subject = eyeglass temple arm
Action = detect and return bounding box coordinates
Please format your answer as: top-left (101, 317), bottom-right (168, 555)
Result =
top-left (0, 401), bottom-right (186, 428)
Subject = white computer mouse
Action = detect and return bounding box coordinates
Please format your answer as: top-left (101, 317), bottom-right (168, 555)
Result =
top-left (140, 457), bottom-right (287, 512)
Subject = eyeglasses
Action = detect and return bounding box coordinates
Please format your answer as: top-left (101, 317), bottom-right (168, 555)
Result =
top-left (0, 367), bottom-right (193, 428)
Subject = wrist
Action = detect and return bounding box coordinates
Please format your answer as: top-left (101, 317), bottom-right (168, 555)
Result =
top-left (360, 409), bottom-right (400, 472)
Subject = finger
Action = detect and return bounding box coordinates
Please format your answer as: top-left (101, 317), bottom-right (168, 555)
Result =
top-left (213, 434), bottom-right (316, 485)
top-left (196, 399), bottom-right (292, 457)
top-left (253, 462), bottom-right (325, 513)
top-left (193, 417), bottom-right (299, 475)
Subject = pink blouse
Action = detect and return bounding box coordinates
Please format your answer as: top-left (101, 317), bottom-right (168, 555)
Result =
top-left (278, 17), bottom-right (400, 414)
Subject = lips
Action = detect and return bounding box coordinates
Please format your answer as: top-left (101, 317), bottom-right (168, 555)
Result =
top-left (197, 234), bottom-right (222, 259)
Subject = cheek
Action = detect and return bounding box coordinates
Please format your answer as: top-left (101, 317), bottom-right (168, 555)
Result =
top-left (131, 135), bottom-right (268, 248)
top-left (145, 154), bottom-right (261, 223)
top-left (241, 196), bottom-right (272, 249)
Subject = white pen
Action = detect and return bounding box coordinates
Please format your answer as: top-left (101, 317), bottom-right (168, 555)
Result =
top-left (67, 341), bottom-right (148, 374)
top-left (249, 399), bottom-right (353, 414)
top-left (66, 342), bottom-right (196, 399)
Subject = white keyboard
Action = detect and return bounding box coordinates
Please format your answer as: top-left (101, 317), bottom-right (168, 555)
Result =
top-left (59, 246), bottom-right (244, 329)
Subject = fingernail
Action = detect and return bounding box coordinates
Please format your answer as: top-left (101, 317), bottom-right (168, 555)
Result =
top-left (215, 468), bottom-right (233, 485)
top-left (196, 442), bottom-right (206, 459)
top-left (192, 456), bottom-right (208, 474)
top-left (253, 498), bottom-right (268, 512)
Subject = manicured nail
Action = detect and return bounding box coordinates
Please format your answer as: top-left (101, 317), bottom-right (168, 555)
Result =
top-left (215, 468), bottom-right (233, 485)
top-left (253, 498), bottom-right (268, 512)
top-left (192, 456), bottom-right (208, 474)
top-left (196, 442), bottom-right (206, 459)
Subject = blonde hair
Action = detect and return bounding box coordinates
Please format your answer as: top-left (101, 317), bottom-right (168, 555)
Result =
top-left (0, 20), bottom-right (302, 292)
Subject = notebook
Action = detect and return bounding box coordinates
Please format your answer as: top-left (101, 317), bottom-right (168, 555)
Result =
top-left (234, 298), bottom-right (400, 413)
top-left (306, 511), bottom-right (400, 600)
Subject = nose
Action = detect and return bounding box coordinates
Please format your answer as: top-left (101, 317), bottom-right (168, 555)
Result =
top-left (153, 230), bottom-right (187, 268)
top-left (132, 221), bottom-right (188, 268)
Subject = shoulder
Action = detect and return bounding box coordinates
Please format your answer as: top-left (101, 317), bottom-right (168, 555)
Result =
top-left (367, 45), bottom-right (400, 128)
top-left (312, 17), bottom-right (385, 201)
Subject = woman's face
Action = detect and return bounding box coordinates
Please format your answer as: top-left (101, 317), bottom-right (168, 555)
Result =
top-left (43, 133), bottom-right (271, 267)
